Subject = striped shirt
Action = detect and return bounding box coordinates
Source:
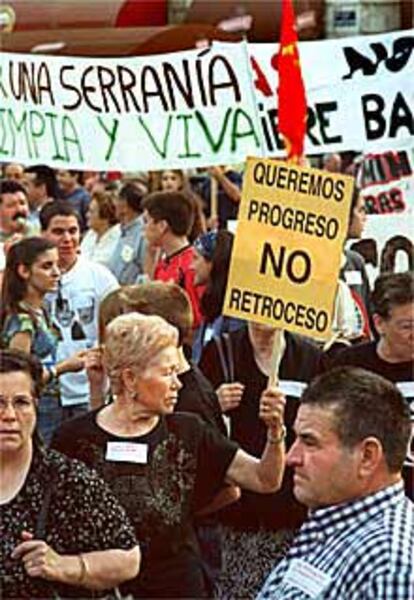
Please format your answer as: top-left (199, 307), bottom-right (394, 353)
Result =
top-left (257, 481), bottom-right (414, 599)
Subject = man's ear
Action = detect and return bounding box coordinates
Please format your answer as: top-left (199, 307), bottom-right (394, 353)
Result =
top-left (17, 263), bottom-right (30, 281)
top-left (158, 219), bottom-right (169, 235)
top-left (357, 437), bottom-right (384, 479)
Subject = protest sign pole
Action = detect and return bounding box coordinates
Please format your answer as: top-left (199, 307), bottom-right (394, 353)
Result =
top-left (210, 175), bottom-right (218, 223)
top-left (268, 329), bottom-right (285, 387)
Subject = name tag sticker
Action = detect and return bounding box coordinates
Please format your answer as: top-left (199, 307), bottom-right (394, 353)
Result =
top-left (121, 245), bottom-right (134, 263)
top-left (279, 380), bottom-right (307, 398)
top-left (106, 442), bottom-right (148, 464)
top-left (345, 270), bottom-right (363, 285)
top-left (283, 559), bottom-right (332, 598)
top-left (397, 382), bottom-right (414, 399)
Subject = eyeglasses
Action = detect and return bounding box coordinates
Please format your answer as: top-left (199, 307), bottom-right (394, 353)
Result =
top-left (0, 395), bottom-right (34, 414)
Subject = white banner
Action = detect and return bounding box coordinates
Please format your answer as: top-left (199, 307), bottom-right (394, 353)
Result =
top-left (249, 29), bottom-right (414, 156)
top-left (0, 43), bottom-right (263, 171)
top-left (1, 29), bottom-right (413, 170)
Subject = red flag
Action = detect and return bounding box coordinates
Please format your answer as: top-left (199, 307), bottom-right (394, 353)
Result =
top-left (277, 0), bottom-right (307, 162)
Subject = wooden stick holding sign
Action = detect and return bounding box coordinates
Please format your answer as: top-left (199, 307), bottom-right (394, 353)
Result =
top-left (268, 329), bottom-right (285, 387)
top-left (210, 173), bottom-right (218, 224)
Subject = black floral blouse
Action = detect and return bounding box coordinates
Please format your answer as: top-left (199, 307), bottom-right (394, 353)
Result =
top-left (52, 410), bottom-right (238, 598)
top-left (0, 446), bottom-right (137, 598)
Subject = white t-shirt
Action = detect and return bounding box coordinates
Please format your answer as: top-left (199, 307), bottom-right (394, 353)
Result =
top-left (46, 256), bottom-right (119, 407)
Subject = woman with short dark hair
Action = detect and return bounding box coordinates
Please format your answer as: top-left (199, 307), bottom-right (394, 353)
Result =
top-left (0, 348), bottom-right (140, 598)
top-left (80, 190), bottom-right (120, 266)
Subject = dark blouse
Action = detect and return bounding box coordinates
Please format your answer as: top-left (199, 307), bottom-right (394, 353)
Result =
top-left (200, 328), bottom-right (323, 531)
top-left (0, 446), bottom-right (137, 599)
top-left (52, 410), bottom-right (238, 598)
top-left (178, 363), bottom-right (228, 435)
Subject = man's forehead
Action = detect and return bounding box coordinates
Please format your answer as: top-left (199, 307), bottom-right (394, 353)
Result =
top-left (295, 404), bottom-right (337, 433)
top-left (1, 192), bottom-right (25, 206)
top-left (24, 172), bottom-right (36, 183)
top-left (48, 215), bottom-right (79, 230)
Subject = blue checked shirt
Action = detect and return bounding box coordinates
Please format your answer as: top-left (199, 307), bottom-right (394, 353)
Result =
top-left (257, 481), bottom-right (414, 599)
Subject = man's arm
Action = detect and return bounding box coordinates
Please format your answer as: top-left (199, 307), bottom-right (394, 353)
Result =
top-left (208, 167), bottom-right (241, 205)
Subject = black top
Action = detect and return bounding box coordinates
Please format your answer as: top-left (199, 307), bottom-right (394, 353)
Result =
top-left (178, 363), bottom-right (227, 436)
top-left (0, 447), bottom-right (137, 599)
top-left (199, 328), bottom-right (323, 530)
top-left (198, 170), bottom-right (243, 228)
top-left (52, 410), bottom-right (238, 598)
top-left (332, 341), bottom-right (414, 383)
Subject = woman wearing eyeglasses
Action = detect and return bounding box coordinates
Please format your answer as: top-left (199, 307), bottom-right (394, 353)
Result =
top-left (0, 349), bottom-right (141, 599)
top-left (0, 237), bottom-right (86, 444)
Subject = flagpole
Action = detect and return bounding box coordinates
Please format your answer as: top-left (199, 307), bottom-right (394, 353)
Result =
top-left (241, 34), bottom-right (267, 159)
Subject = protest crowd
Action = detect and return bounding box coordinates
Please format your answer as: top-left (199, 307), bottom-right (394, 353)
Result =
top-left (0, 3), bottom-right (413, 598)
top-left (0, 151), bottom-right (413, 599)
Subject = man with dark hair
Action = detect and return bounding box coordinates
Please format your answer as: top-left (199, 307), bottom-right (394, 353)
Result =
top-left (0, 179), bottom-right (31, 243)
top-left (0, 179), bottom-right (35, 277)
top-left (40, 201), bottom-right (118, 421)
top-left (258, 367), bottom-right (413, 600)
top-left (195, 165), bottom-right (243, 229)
top-left (4, 162), bottom-right (24, 181)
top-left (57, 169), bottom-right (90, 231)
top-left (142, 190), bottom-right (204, 328)
top-left (24, 165), bottom-right (58, 230)
top-left (106, 183), bottom-right (147, 284)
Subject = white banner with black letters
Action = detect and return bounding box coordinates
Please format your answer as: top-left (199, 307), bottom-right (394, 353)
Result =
top-left (0, 29), bottom-right (412, 169)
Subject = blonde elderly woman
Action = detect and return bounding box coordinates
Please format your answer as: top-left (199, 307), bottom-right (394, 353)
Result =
top-left (52, 312), bottom-right (286, 599)
top-left (0, 349), bottom-right (140, 599)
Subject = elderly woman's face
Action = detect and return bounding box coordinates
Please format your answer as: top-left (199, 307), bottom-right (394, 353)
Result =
top-left (132, 345), bottom-right (182, 414)
top-left (375, 302), bottom-right (414, 362)
top-left (0, 371), bottom-right (36, 454)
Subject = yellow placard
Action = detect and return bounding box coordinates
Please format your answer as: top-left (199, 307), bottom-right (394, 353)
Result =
top-left (223, 157), bottom-right (355, 340)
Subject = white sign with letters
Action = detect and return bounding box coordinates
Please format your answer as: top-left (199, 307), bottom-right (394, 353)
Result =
top-left (1, 29), bottom-right (412, 169)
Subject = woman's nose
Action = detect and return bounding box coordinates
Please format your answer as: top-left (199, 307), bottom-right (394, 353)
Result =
top-left (172, 374), bottom-right (182, 391)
